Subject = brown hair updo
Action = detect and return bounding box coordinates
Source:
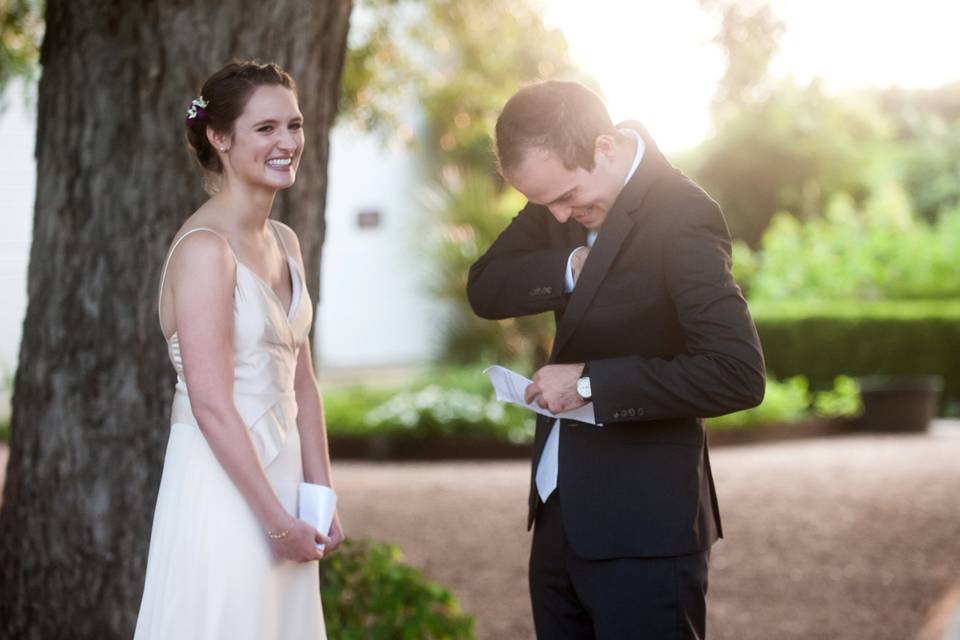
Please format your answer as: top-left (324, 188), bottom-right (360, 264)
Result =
top-left (185, 61), bottom-right (297, 174)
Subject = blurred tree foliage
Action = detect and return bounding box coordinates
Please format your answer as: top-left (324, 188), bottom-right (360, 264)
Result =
top-left (411, 0), bottom-right (580, 172)
top-left (689, 2), bottom-right (960, 245)
top-left (422, 171), bottom-right (555, 367)
top-left (5, 0), bottom-right (581, 369)
top-left (689, 79), bottom-right (893, 245)
top-left (341, 0), bottom-right (580, 172)
top-left (878, 81), bottom-right (960, 125)
top-left (342, 0), bottom-right (581, 368)
top-left (698, 0), bottom-right (784, 121)
top-left (339, 0), bottom-right (411, 137)
top-left (690, 81), bottom-right (960, 246)
top-left (734, 187), bottom-right (960, 302)
top-left (875, 82), bottom-right (960, 222)
top-left (0, 0), bottom-right (43, 102)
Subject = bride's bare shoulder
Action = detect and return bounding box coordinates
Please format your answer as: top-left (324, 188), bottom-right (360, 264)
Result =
top-left (166, 213), bottom-right (235, 279)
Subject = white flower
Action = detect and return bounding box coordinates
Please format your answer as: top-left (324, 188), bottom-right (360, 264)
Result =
top-left (186, 96), bottom-right (209, 120)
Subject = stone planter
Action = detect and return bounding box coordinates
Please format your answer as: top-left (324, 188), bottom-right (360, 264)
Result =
top-left (706, 417), bottom-right (858, 447)
top-left (329, 435), bottom-right (530, 460)
top-left (855, 375), bottom-right (943, 432)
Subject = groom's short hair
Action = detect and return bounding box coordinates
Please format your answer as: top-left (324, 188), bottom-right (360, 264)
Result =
top-left (495, 81), bottom-right (619, 174)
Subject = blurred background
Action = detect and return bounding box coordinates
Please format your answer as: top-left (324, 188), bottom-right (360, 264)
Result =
top-left (3, 0), bottom-right (960, 415)
top-left (1, 1), bottom-right (959, 639)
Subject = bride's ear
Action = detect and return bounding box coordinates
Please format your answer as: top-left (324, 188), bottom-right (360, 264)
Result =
top-left (206, 127), bottom-right (231, 154)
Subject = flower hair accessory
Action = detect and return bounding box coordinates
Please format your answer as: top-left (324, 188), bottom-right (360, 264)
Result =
top-left (186, 96), bottom-right (209, 122)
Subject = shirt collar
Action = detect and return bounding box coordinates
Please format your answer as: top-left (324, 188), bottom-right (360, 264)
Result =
top-left (619, 128), bottom-right (645, 186)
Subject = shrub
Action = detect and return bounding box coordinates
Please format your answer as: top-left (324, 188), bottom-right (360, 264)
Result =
top-left (364, 384), bottom-right (531, 443)
top-left (812, 375), bottom-right (863, 418)
top-left (319, 539), bottom-right (476, 640)
top-left (706, 375), bottom-right (860, 430)
top-left (753, 300), bottom-right (960, 409)
top-left (322, 366), bottom-right (535, 443)
top-left (323, 385), bottom-right (397, 437)
top-left (323, 366), bottom-right (862, 443)
top-left (737, 192), bottom-right (960, 301)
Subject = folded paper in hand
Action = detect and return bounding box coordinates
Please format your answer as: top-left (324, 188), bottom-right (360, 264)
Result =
top-left (298, 482), bottom-right (337, 551)
top-left (483, 365), bottom-right (597, 425)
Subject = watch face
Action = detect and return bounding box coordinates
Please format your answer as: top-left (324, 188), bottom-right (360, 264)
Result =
top-left (577, 377), bottom-right (591, 399)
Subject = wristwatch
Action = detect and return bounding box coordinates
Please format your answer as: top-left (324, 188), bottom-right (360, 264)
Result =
top-left (576, 363), bottom-right (592, 400)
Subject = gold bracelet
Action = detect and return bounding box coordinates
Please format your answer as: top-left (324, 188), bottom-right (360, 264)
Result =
top-left (267, 528), bottom-right (290, 540)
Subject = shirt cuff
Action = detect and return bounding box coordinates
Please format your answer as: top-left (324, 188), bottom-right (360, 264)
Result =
top-left (564, 246), bottom-right (588, 293)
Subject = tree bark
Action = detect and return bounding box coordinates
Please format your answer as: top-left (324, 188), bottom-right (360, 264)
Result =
top-left (0, 1), bottom-right (352, 638)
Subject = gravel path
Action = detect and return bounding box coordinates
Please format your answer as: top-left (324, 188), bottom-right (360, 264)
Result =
top-left (2, 425), bottom-right (958, 639)
top-left (332, 425), bottom-right (960, 639)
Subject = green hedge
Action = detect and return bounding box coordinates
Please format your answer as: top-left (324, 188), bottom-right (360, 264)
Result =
top-left (706, 375), bottom-right (860, 429)
top-left (753, 300), bottom-right (960, 410)
top-left (323, 366), bottom-right (534, 443)
top-left (320, 539), bottom-right (475, 639)
top-left (323, 367), bottom-right (861, 445)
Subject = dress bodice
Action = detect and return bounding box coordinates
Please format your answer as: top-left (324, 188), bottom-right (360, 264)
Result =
top-left (158, 223), bottom-right (313, 466)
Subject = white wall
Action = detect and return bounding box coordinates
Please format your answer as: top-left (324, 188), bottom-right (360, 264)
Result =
top-left (0, 84), bottom-right (35, 380)
top-left (317, 124), bottom-right (446, 369)
top-left (0, 86), bottom-right (444, 391)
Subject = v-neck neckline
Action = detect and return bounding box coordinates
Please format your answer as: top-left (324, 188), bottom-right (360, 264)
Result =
top-left (238, 256), bottom-right (300, 321)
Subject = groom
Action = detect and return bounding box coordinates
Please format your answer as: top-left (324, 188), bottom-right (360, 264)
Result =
top-left (467, 81), bottom-right (765, 638)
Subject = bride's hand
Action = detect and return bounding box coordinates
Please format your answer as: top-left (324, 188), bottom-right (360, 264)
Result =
top-left (321, 513), bottom-right (345, 556)
top-left (269, 518), bottom-right (325, 562)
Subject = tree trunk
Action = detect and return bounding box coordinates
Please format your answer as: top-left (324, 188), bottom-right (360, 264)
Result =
top-left (0, 1), bottom-right (352, 638)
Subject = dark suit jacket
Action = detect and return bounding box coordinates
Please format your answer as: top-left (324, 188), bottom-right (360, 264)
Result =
top-left (467, 123), bottom-right (765, 560)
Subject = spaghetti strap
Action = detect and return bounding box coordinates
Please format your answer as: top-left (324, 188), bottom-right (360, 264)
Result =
top-left (157, 227), bottom-right (239, 332)
top-left (269, 219), bottom-right (291, 258)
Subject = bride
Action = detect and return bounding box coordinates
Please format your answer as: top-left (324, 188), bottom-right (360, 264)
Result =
top-left (135, 61), bottom-right (342, 639)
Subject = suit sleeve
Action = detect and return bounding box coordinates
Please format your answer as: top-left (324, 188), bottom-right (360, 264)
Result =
top-left (588, 199), bottom-right (766, 423)
top-left (467, 203), bottom-right (572, 319)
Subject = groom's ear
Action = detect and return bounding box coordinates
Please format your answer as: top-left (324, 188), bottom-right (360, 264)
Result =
top-left (593, 134), bottom-right (617, 164)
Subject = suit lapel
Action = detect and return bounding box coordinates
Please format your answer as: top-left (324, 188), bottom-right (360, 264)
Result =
top-left (565, 217), bottom-right (589, 247)
top-left (549, 123), bottom-right (669, 361)
top-left (550, 209), bottom-right (633, 360)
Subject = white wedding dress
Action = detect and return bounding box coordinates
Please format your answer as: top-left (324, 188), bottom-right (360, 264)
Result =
top-left (134, 222), bottom-right (326, 639)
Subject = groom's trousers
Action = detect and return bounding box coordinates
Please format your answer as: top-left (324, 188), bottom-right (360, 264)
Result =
top-left (529, 491), bottom-right (709, 640)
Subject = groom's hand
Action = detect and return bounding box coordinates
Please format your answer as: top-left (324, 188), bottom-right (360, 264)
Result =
top-left (524, 363), bottom-right (587, 414)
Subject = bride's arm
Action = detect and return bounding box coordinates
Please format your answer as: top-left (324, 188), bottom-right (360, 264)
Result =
top-left (280, 223), bottom-right (344, 551)
top-left (293, 340), bottom-right (335, 486)
top-left (293, 338), bottom-right (343, 553)
top-left (171, 231), bottom-right (324, 561)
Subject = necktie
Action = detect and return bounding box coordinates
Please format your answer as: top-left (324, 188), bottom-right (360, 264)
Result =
top-left (535, 230), bottom-right (598, 502)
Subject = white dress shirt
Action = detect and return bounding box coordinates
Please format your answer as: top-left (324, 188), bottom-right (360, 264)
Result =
top-left (535, 129), bottom-right (646, 502)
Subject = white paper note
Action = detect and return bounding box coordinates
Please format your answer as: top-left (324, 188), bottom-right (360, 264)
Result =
top-left (483, 365), bottom-right (597, 425)
top-left (298, 482), bottom-right (337, 550)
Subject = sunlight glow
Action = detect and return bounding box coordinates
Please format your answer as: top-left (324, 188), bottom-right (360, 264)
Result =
top-left (544, 0), bottom-right (960, 153)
